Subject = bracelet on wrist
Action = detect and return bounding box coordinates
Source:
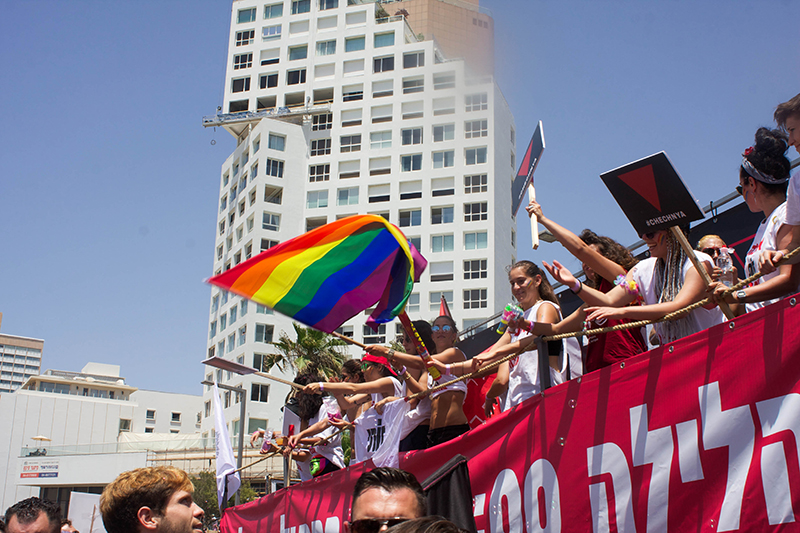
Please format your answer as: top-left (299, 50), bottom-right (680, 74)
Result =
top-left (570, 279), bottom-right (582, 294)
top-left (387, 348), bottom-right (395, 361)
top-left (319, 382), bottom-right (324, 392)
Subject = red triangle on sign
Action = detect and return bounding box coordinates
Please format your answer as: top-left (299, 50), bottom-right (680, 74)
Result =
top-left (517, 140), bottom-right (533, 177)
top-left (618, 164), bottom-right (661, 212)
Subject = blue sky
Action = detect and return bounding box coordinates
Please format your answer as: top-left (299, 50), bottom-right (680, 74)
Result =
top-left (1, 1), bottom-right (797, 395)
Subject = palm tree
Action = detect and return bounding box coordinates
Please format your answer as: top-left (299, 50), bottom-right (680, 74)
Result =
top-left (265, 323), bottom-right (348, 378)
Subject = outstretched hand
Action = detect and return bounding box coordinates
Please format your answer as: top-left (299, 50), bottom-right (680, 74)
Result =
top-left (543, 260), bottom-right (577, 287)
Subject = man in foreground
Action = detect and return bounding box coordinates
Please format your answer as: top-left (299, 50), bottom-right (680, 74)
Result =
top-left (345, 467), bottom-right (426, 533)
top-left (4, 498), bottom-right (62, 533)
top-left (99, 466), bottom-right (204, 533)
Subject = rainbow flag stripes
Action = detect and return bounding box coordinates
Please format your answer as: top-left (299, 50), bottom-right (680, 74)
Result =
top-left (207, 215), bottom-right (427, 333)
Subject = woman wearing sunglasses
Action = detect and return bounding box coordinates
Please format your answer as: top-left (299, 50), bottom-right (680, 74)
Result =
top-left (367, 316), bottom-right (470, 448)
top-left (710, 128), bottom-right (799, 313)
top-left (545, 224), bottom-right (724, 344)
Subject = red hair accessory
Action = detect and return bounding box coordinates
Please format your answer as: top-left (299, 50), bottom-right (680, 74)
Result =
top-left (743, 146), bottom-right (754, 156)
top-left (362, 354), bottom-right (398, 376)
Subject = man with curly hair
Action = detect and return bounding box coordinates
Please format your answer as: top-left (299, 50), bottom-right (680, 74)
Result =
top-left (99, 466), bottom-right (203, 533)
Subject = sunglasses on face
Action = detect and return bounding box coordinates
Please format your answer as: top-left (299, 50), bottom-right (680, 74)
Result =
top-left (641, 232), bottom-right (657, 240)
top-left (431, 325), bottom-right (452, 333)
top-left (349, 518), bottom-right (409, 533)
top-left (736, 185), bottom-right (743, 196)
top-left (360, 363), bottom-right (373, 371)
top-left (702, 247), bottom-right (722, 257)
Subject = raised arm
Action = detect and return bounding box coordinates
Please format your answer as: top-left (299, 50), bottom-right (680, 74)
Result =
top-left (528, 200), bottom-right (627, 282)
top-left (544, 260), bottom-right (634, 308)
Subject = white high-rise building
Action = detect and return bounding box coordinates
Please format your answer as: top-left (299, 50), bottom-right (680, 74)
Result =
top-left (201, 0), bottom-right (516, 436)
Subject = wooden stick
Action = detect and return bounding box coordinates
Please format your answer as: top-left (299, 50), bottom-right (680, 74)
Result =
top-left (254, 371), bottom-right (304, 389)
top-left (329, 329), bottom-right (368, 349)
top-left (670, 227), bottom-right (735, 320)
top-left (529, 184), bottom-right (539, 249)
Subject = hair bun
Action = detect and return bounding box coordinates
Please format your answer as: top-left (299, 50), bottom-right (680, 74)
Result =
top-left (754, 127), bottom-right (789, 157)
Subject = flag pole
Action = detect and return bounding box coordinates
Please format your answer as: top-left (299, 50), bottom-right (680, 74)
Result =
top-left (529, 183), bottom-right (539, 250)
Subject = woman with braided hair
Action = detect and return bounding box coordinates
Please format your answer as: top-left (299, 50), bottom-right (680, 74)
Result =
top-left (545, 227), bottom-right (724, 345)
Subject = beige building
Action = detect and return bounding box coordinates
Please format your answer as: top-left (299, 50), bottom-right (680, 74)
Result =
top-left (379, 0), bottom-right (494, 76)
top-left (0, 333), bottom-right (44, 394)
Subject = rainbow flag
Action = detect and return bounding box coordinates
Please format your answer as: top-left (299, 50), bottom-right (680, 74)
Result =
top-left (207, 215), bottom-right (427, 333)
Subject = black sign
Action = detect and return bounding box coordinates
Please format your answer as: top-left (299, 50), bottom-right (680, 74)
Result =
top-left (600, 152), bottom-right (704, 236)
top-left (511, 121), bottom-right (545, 215)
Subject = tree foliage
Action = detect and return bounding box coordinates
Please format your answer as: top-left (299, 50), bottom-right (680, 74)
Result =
top-left (265, 323), bottom-right (348, 378)
top-left (191, 471), bottom-right (258, 529)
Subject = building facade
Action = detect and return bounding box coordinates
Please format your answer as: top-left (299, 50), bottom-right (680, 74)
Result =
top-left (201, 0), bottom-right (516, 435)
top-left (0, 362), bottom-right (203, 512)
top-left (0, 333), bottom-right (43, 394)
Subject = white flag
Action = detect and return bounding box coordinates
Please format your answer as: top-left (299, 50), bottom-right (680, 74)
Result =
top-left (214, 382), bottom-right (241, 508)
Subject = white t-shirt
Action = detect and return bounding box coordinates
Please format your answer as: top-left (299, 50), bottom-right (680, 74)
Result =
top-left (744, 202), bottom-right (797, 312)
top-left (629, 251), bottom-right (724, 340)
top-left (503, 300), bottom-right (582, 411)
top-left (309, 397), bottom-right (345, 470)
top-left (785, 170), bottom-right (800, 225)
top-left (353, 377), bottom-right (404, 464)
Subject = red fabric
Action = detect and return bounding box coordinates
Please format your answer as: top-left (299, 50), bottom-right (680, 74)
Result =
top-left (463, 371), bottom-right (500, 429)
top-left (585, 277), bottom-right (648, 372)
top-left (222, 295), bottom-right (800, 532)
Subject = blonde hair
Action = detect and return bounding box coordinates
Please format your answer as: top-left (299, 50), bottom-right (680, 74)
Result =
top-left (100, 467), bottom-right (193, 533)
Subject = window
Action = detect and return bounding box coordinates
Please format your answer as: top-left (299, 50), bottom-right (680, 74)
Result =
top-left (433, 150), bottom-right (454, 169)
top-left (374, 56), bottom-right (394, 73)
top-left (337, 187), bottom-right (359, 205)
top-left (268, 134), bottom-right (285, 151)
top-left (289, 45), bottom-right (308, 61)
top-left (307, 190), bottom-right (328, 208)
top-left (403, 77), bottom-right (424, 94)
top-left (431, 206), bottom-right (454, 224)
top-left (429, 177), bottom-right (453, 197)
top-left (399, 209), bottom-right (421, 227)
top-left (311, 138), bottom-right (331, 156)
top-left (401, 154), bottom-right (422, 172)
top-left (363, 324), bottom-right (386, 344)
top-left (253, 353), bottom-right (266, 371)
top-left (227, 333), bottom-right (235, 352)
top-left (403, 51), bottom-right (424, 68)
top-left (464, 259), bottom-right (488, 279)
top-left (433, 72), bottom-right (455, 90)
top-left (368, 184), bottom-right (390, 203)
top-left (306, 217), bottom-right (327, 232)
top-left (119, 419), bottom-right (132, 433)
top-left (236, 30), bottom-right (255, 46)
top-left (262, 25), bottom-right (281, 41)
top-left (230, 305), bottom-right (237, 322)
top-left (233, 53), bottom-right (253, 69)
top-left (224, 391), bottom-right (231, 408)
top-left (430, 291), bottom-right (453, 312)
top-left (251, 383), bottom-right (270, 403)
top-left (238, 8), bottom-right (256, 23)
top-left (216, 244), bottom-right (223, 260)
top-left (317, 40), bottom-right (336, 55)
top-left (312, 113), bottom-right (333, 130)
top-left (255, 324), bottom-right (274, 343)
top-left (260, 73), bottom-right (278, 89)
top-left (464, 231), bottom-right (488, 250)
top-left (245, 242), bottom-right (253, 259)
top-left (433, 97), bottom-right (455, 116)
top-left (369, 157), bottom-right (391, 176)
top-left (464, 202), bottom-right (488, 221)
top-left (374, 32), bottom-right (394, 48)
top-left (466, 92), bottom-right (488, 111)
top-left (431, 234), bottom-right (454, 253)
top-left (262, 212), bottom-right (280, 231)
top-left (370, 131), bottom-right (391, 149)
top-left (465, 174), bottom-right (487, 193)
top-left (430, 261), bottom-right (454, 282)
top-left (265, 158), bottom-right (284, 177)
top-left (465, 119), bottom-right (488, 138)
top-left (171, 412), bottom-right (182, 423)
top-left (264, 3), bottom-right (283, 18)
top-left (404, 293), bottom-right (420, 314)
top-left (204, 401), bottom-right (211, 418)
top-left (319, 0), bottom-right (338, 9)
top-left (261, 239), bottom-right (279, 251)
top-left (146, 410), bottom-right (156, 421)
top-left (264, 185), bottom-right (282, 204)
top-left (342, 84), bottom-right (363, 101)
top-left (287, 68), bottom-right (306, 84)
top-left (339, 160), bottom-right (360, 179)
top-left (372, 79), bottom-right (393, 98)
top-left (466, 147), bottom-right (487, 165)
top-left (220, 313), bottom-right (228, 330)
top-left (309, 164), bottom-right (330, 182)
top-left (464, 288), bottom-right (488, 309)
top-left (345, 36), bottom-right (365, 52)
top-left (209, 321), bottom-right (217, 339)
top-left (340, 134), bottom-right (361, 152)
top-left (241, 299), bottom-right (248, 315)
top-left (145, 427), bottom-right (154, 433)
top-left (252, 137), bottom-right (260, 153)
top-left (371, 105), bottom-right (392, 124)
top-left (342, 108), bottom-right (362, 127)
top-left (232, 77), bottom-right (250, 93)
top-left (401, 128), bottom-right (422, 145)
top-left (292, 0), bottom-right (310, 14)
top-left (433, 124), bottom-right (455, 142)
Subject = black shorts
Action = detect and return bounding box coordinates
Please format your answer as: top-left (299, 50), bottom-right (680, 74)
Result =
top-left (427, 424), bottom-right (470, 448)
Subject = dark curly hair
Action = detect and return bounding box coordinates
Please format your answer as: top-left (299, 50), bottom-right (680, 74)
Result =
top-left (293, 372), bottom-right (324, 421)
top-left (578, 229), bottom-right (638, 287)
top-left (4, 498), bottom-right (61, 533)
top-left (739, 127), bottom-right (790, 196)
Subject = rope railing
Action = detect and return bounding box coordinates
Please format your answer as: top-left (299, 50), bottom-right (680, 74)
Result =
top-left (406, 245), bottom-right (800, 401)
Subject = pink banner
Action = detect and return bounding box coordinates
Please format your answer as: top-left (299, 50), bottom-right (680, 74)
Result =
top-left (222, 295), bottom-right (800, 532)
